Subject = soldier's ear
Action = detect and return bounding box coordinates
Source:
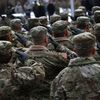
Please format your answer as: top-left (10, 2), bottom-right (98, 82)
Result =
top-left (73, 48), bottom-right (77, 53)
top-left (91, 47), bottom-right (96, 56)
top-left (44, 36), bottom-right (48, 44)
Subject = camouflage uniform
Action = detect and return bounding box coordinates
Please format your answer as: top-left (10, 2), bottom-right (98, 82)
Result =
top-left (28, 26), bottom-right (67, 81)
top-left (10, 19), bottom-right (31, 47)
top-left (94, 23), bottom-right (100, 60)
top-left (0, 41), bottom-right (45, 100)
top-left (27, 26), bottom-right (67, 100)
top-left (52, 20), bottom-right (73, 50)
top-left (0, 41), bottom-right (16, 100)
top-left (50, 32), bottom-right (100, 100)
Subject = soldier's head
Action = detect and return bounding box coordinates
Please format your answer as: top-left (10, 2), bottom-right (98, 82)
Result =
top-left (30, 26), bottom-right (48, 46)
top-left (0, 26), bottom-right (12, 42)
top-left (60, 12), bottom-right (68, 21)
top-left (50, 14), bottom-right (61, 25)
top-left (28, 18), bottom-right (40, 30)
top-left (92, 6), bottom-right (100, 14)
top-left (94, 23), bottom-right (100, 42)
top-left (39, 16), bottom-right (48, 26)
top-left (76, 16), bottom-right (91, 32)
top-left (0, 41), bottom-right (12, 64)
top-left (74, 9), bottom-right (85, 20)
top-left (94, 10), bottom-right (100, 23)
top-left (73, 32), bottom-right (96, 57)
top-left (78, 6), bottom-right (86, 14)
top-left (10, 18), bottom-right (22, 32)
top-left (52, 20), bottom-right (68, 37)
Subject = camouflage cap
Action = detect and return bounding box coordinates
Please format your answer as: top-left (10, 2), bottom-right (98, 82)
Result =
top-left (77, 16), bottom-right (90, 23)
top-left (94, 10), bottom-right (100, 18)
top-left (74, 9), bottom-right (85, 17)
top-left (78, 6), bottom-right (86, 12)
top-left (52, 20), bottom-right (67, 34)
top-left (0, 41), bottom-right (12, 54)
top-left (73, 32), bottom-right (96, 50)
top-left (11, 18), bottom-right (21, 24)
top-left (94, 23), bottom-right (100, 35)
top-left (30, 26), bottom-right (48, 37)
top-left (39, 16), bottom-right (47, 25)
top-left (0, 26), bottom-right (11, 37)
top-left (50, 14), bottom-right (61, 24)
top-left (92, 6), bottom-right (100, 14)
top-left (60, 12), bottom-right (68, 20)
top-left (28, 18), bottom-right (40, 29)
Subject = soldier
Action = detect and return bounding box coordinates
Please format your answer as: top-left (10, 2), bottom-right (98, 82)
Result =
top-left (10, 18), bottom-right (32, 47)
top-left (94, 10), bottom-right (100, 23)
top-left (28, 17), bottom-right (40, 30)
top-left (92, 6), bottom-right (100, 14)
top-left (0, 41), bottom-right (45, 100)
top-left (94, 23), bottom-right (100, 57)
top-left (78, 6), bottom-right (86, 14)
top-left (74, 9), bottom-right (85, 21)
top-left (76, 16), bottom-right (92, 33)
top-left (39, 16), bottom-right (53, 34)
top-left (52, 20), bottom-right (73, 50)
top-left (50, 32), bottom-right (100, 100)
top-left (26, 25), bottom-right (67, 99)
top-left (50, 14), bottom-right (61, 25)
top-left (0, 26), bottom-right (13, 42)
top-left (60, 12), bottom-right (68, 21)
top-left (0, 41), bottom-right (16, 100)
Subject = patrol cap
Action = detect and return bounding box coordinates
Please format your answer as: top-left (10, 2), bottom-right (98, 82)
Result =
top-left (11, 18), bottom-right (21, 24)
top-left (94, 10), bottom-right (100, 23)
top-left (39, 16), bottom-right (47, 25)
top-left (30, 26), bottom-right (48, 38)
top-left (92, 6), bottom-right (100, 14)
top-left (0, 26), bottom-right (11, 37)
top-left (78, 6), bottom-right (86, 13)
top-left (94, 23), bottom-right (100, 35)
top-left (50, 14), bottom-right (61, 24)
top-left (94, 10), bottom-right (100, 17)
top-left (74, 9), bottom-right (85, 17)
top-left (0, 41), bottom-right (12, 54)
top-left (60, 12), bottom-right (68, 20)
top-left (77, 16), bottom-right (90, 23)
top-left (28, 18), bottom-right (40, 29)
top-left (73, 32), bottom-right (96, 50)
top-left (52, 20), bottom-right (67, 34)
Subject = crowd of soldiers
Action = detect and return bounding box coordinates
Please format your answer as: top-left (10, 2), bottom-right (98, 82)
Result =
top-left (0, 1), bottom-right (100, 100)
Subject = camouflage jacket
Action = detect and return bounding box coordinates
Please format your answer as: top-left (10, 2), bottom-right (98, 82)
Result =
top-left (50, 57), bottom-right (100, 100)
top-left (27, 45), bottom-right (68, 81)
top-left (0, 60), bottom-right (45, 100)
